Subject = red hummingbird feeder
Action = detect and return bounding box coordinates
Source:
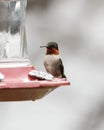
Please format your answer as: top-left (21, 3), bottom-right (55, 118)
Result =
top-left (0, 0), bottom-right (70, 101)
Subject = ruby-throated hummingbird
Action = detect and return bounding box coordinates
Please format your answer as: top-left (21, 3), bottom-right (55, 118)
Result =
top-left (40, 42), bottom-right (66, 78)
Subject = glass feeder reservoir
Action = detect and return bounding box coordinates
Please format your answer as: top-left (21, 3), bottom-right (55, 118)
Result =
top-left (0, 0), bottom-right (30, 67)
top-left (0, 0), bottom-right (70, 101)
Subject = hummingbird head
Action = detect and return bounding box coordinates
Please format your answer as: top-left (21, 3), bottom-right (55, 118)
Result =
top-left (40, 42), bottom-right (59, 55)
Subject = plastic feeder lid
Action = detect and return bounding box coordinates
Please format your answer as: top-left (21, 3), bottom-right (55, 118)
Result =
top-left (0, 66), bottom-right (70, 101)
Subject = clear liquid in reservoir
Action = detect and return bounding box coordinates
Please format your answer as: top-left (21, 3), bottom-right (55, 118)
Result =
top-left (0, 0), bottom-right (30, 67)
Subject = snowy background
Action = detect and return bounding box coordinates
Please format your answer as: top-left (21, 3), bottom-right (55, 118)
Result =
top-left (0, 0), bottom-right (104, 130)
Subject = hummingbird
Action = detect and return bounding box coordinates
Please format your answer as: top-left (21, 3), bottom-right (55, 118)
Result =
top-left (40, 42), bottom-right (66, 78)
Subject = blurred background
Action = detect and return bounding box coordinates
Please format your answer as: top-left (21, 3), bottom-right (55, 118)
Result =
top-left (0, 0), bottom-right (104, 130)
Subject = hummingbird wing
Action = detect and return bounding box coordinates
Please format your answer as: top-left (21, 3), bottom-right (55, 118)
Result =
top-left (59, 58), bottom-right (66, 78)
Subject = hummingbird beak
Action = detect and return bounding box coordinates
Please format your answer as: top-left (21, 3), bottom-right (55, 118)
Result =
top-left (40, 45), bottom-right (47, 48)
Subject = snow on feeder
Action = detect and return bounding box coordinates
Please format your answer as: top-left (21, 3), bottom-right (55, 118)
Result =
top-left (0, 0), bottom-right (70, 101)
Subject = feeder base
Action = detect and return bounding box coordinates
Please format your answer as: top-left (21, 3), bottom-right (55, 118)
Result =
top-left (0, 66), bottom-right (70, 101)
top-left (0, 87), bottom-right (55, 101)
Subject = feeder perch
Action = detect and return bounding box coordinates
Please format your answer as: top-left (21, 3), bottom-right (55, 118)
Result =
top-left (0, 0), bottom-right (70, 101)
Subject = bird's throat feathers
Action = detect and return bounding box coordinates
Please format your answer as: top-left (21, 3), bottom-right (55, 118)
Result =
top-left (46, 48), bottom-right (59, 55)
